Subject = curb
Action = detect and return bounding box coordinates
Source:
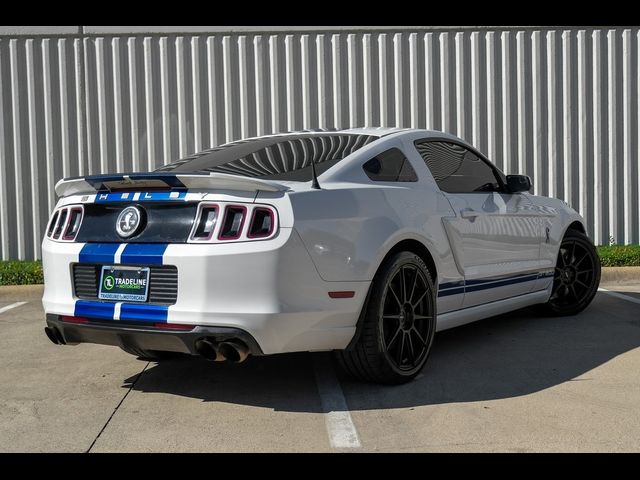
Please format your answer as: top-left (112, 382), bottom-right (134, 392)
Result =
top-left (600, 266), bottom-right (640, 286)
top-left (0, 284), bottom-right (44, 301)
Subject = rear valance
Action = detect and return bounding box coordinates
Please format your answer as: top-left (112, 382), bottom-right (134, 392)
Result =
top-left (55, 172), bottom-right (290, 197)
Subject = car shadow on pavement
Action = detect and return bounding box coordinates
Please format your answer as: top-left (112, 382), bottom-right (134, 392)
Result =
top-left (124, 292), bottom-right (640, 412)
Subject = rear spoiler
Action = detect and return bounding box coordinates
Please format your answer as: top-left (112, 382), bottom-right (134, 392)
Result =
top-left (55, 172), bottom-right (290, 197)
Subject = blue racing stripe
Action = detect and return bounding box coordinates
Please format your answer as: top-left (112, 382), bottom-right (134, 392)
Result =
top-left (465, 274), bottom-right (539, 293)
top-left (74, 300), bottom-right (116, 319)
top-left (120, 243), bottom-right (168, 265)
top-left (120, 304), bottom-right (169, 323)
top-left (78, 243), bottom-right (120, 264)
top-left (438, 271), bottom-right (549, 297)
top-left (438, 287), bottom-right (465, 298)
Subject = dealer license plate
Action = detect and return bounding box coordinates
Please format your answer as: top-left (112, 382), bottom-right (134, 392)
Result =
top-left (98, 265), bottom-right (150, 302)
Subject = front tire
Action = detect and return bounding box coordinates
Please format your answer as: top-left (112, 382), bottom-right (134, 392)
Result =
top-left (536, 230), bottom-right (601, 316)
top-left (337, 251), bottom-right (437, 385)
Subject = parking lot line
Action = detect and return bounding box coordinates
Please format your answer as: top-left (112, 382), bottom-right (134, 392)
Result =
top-left (312, 354), bottom-right (361, 449)
top-left (0, 302), bottom-right (27, 315)
top-left (599, 288), bottom-right (640, 305)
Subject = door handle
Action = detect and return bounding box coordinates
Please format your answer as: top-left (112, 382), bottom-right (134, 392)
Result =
top-left (460, 208), bottom-right (480, 219)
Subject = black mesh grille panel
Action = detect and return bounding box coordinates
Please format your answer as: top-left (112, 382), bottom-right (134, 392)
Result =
top-left (72, 264), bottom-right (178, 305)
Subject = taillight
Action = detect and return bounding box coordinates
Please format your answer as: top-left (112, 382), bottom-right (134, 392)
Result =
top-left (218, 205), bottom-right (247, 240)
top-left (188, 202), bottom-right (277, 243)
top-left (248, 207), bottom-right (275, 238)
top-left (52, 209), bottom-right (68, 239)
top-left (190, 204), bottom-right (219, 241)
top-left (46, 211), bottom-right (59, 237)
top-left (46, 205), bottom-right (84, 241)
top-left (63, 207), bottom-right (83, 240)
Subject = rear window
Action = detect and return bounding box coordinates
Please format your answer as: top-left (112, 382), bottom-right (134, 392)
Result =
top-left (156, 133), bottom-right (379, 182)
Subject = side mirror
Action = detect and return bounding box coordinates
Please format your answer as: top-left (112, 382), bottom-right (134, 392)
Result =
top-left (506, 174), bottom-right (532, 193)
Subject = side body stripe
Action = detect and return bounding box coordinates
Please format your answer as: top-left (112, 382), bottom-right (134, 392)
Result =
top-left (438, 270), bottom-right (554, 298)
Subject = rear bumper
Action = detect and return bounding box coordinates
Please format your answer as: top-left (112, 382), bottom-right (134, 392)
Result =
top-left (42, 228), bottom-right (370, 354)
top-left (45, 314), bottom-right (263, 355)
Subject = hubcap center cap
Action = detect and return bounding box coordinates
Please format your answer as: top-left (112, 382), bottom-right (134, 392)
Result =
top-left (400, 303), bottom-right (415, 330)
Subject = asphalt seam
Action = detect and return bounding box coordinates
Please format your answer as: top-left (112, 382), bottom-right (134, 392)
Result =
top-left (85, 361), bottom-right (150, 453)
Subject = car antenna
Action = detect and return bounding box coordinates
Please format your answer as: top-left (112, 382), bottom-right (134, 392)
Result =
top-left (310, 158), bottom-right (321, 190)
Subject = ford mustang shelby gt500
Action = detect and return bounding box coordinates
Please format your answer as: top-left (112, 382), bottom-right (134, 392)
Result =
top-left (42, 128), bottom-right (601, 384)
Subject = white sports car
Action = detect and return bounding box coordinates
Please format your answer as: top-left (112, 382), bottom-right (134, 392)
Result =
top-left (42, 128), bottom-right (601, 384)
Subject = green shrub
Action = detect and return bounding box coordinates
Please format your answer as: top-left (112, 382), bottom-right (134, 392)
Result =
top-left (596, 245), bottom-right (640, 267)
top-left (0, 261), bottom-right (44, 286)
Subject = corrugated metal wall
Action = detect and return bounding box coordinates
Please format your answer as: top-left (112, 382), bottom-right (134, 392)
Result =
top-left (1, 27), bottom-right (639, 260)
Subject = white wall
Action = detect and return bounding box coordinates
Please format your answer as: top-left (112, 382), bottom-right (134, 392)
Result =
top-left (0, 26), bottom-right (638, 259)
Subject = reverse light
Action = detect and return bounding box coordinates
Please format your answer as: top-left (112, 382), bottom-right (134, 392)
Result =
top-left (190, 203), bottom-right (219, 241)
top-left (248, 207), bottom-right (275, 238)
top-left (63, 207), bottom-right (84, 240)
top-left (218, 205), bottom-right (247, 240)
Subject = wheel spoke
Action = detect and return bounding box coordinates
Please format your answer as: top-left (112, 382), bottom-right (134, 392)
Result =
top-left (571, 242), bottom-right (577, 264)
top-left (409, 268), bottom-right (419, 304)
top-left (387, 326), bottom-right (402, 350)
top-left (559, 249), bottom-right (568, 267)
top-left (569, 284), bottom-right (580, 301)
top-left (575, 279), bottom-right (590, 289)
top-left (400, 267), bottom-right (407, 303)
top-left (412, 326), bottom-right (427, 346)
top-left (383, 315), bottom-right (402, 321)
top-left (406, 333), bottom-right (416, 367)
top-left (396, 334), bottom-right (405, 365)
top-left (577, 268), bottom-right (593, 275)
top-left (388, 284), bottom-right (402, 308)
top-left (412, 290), bottom-right (428, 309)
top-left (413, 314), bottom-right (432, 320)
top-left (575, 252), bottom-right (589, 267)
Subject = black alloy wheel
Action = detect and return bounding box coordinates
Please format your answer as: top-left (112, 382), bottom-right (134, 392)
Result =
top-left (537, 230), bottom-right (601, 316)
top-left (381, 263), bottom-right (434, 372)
top-left (337, 251), bottom-right (436, 385)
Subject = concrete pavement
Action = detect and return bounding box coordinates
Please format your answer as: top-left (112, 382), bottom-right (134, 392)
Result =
top-left (1, 283), bottom-right (639, 452)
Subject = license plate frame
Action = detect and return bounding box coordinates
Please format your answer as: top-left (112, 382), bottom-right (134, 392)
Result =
top-left (98, 265), bottom-right (150, 302)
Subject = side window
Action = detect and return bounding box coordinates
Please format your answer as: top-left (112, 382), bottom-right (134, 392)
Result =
top-left (414, 140), bottom-right (501, 193)
top-left (362, 148), bottom-right (418, 182)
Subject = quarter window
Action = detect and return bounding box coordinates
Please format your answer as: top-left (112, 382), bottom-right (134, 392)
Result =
top-left (362, 148), bottom-right (418, 182)
top-left (414, 140), bottom-right (501, 193)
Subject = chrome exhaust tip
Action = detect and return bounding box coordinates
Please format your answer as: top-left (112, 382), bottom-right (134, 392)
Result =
top-left (218, 340), bottom-right (250, 363)
top-left (44, 327), bottom-right (60, 345)
top-left (195, 338), bottom-right (225, 361)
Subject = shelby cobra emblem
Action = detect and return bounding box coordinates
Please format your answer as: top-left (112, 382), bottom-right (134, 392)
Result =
top-left (41, 128), bottom-right (601, 385)
top-left (116, 206), bottom-right (142, 238)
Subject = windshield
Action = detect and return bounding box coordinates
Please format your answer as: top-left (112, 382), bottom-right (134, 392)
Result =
top-left (156, 133), bottom-right (379, 181)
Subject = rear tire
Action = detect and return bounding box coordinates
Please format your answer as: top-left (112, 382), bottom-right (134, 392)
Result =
top-left (535, 230), bottom-right (601, 316)
top-left (337, 251), bottom-right (437, 385)
top-left (119, 345), bottom-right (179, 361)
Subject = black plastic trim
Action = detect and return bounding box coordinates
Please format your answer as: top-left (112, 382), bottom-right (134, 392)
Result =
top-left (46, 314), bottom-right (264, 356)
